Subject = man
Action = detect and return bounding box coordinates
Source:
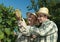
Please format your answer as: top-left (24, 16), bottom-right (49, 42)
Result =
top-left (32, 7), bottom-right (58, 42)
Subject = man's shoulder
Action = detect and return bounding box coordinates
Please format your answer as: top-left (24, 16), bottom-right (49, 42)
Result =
top-left (44, 20), bottom-right (56, 25)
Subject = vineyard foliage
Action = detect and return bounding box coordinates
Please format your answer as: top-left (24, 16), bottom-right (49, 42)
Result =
top-left (0, 4), bottom-right (18, 42)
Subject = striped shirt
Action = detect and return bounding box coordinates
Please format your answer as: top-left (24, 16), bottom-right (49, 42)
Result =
top-left (16, 19), bottom-right (58, 42)
top-left (33, 19), bottom-right (58, 42)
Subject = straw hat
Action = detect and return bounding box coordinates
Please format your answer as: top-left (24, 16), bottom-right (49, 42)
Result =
top-left (36, 7), bottom-right (51, 17)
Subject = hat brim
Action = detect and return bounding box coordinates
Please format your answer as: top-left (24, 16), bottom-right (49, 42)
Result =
top-left (36, 12), bottom-right (51, 17)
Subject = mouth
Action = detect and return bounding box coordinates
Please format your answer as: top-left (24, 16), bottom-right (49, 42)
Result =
top-left (28, 21), bottom-right (31, 24)
top-left (38, 19), bottom-right (41, 21)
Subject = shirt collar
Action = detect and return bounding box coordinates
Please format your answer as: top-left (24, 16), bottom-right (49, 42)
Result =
top-left (42, 19), bottom-right (50, 25)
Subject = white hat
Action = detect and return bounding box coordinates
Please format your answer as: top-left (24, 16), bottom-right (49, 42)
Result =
top-left (32, 13), bottom-right (36, 15)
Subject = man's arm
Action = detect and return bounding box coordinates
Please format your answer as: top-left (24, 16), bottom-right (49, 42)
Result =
top-left (34, 21), bottom-right (58, 36)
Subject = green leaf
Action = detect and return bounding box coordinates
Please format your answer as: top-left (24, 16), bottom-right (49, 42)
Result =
top-left (12, 17), bottom-right (16, 20)
top-left (5, 28), bottom-right (11, 36)
top-left (0, 24), bottom-right (3, 28)
top-left (0, 30), bottom-right (4, 40)
top-left (0, 18), bottom-right (2, 23)
top-left (6, 38), bottom-right (11, 42)
top-left (6, 21), bottom-right (12, 25)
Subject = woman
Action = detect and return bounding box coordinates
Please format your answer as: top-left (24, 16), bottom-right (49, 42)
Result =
top-left (18, 12), bottom-right (38, 42)
top-left (14, 10), bottom-right (38, 42)
top-left (19, 12), bottom-right (39, 42)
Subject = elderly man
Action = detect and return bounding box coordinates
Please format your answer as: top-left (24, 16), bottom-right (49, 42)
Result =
top-left (32, 7), bottom-right (58, 42)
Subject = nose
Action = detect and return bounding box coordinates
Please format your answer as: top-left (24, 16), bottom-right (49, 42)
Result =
top-left (28, 18), bottom-right (32, 20)
top-left (37, 17), bottom-right (40, 20)
top-left (28, 18), bottom-right (32, 23)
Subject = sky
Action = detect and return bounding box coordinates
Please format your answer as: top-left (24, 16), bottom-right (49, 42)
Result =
top-left (0, 0), bottom-right (35, 18)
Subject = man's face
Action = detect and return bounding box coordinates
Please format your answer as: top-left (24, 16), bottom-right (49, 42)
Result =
top-left (37, 14), bottom-right (46, 23)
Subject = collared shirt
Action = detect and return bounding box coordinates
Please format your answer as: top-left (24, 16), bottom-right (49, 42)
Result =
top-left (16, 19), bottom-right (58, 42)
top-left (33, 19), bottom-right (58, 42)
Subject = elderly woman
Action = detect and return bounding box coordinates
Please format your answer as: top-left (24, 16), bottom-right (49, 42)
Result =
top-left (15, 11), bottom-right (38, 42)
top-left (26, 12), bottom-right (41, 42)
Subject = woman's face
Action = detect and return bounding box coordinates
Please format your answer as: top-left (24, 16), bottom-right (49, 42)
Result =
top-left (27, 14), bottom-right (36, 26)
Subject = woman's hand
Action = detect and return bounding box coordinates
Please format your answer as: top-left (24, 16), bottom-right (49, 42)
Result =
top-left (20, 18), bottom-right (27, 28)
top-left (32, 35), bottom-right (37, 38)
